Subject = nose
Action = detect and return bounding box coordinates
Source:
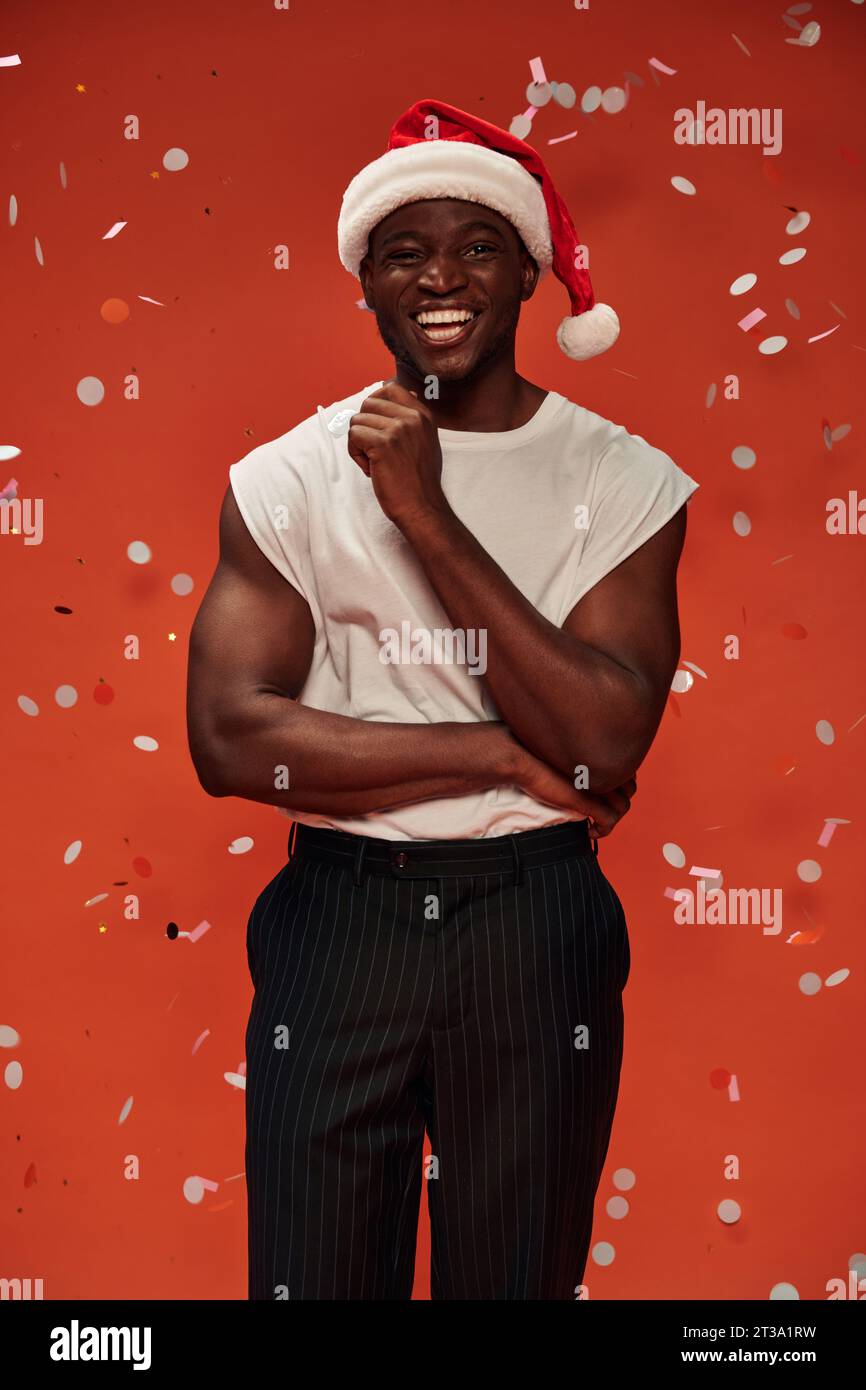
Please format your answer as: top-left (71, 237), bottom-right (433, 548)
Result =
top-left (416, 249), bottom-right (469, 295)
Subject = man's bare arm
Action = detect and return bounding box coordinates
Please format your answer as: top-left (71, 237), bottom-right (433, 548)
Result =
top-left (185, 485), bottom-right (621, 824)
top-left (398, 502), bottom-right (689, 793)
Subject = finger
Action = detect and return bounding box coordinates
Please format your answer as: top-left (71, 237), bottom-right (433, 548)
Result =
top-left (347, 422), bottom-right (389, 458)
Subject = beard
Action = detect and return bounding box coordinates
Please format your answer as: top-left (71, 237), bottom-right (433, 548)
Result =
top-left (374, 298), bottom-right (522, 383)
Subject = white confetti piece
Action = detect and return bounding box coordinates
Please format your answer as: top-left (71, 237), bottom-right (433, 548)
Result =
top-left (63, 840), bottom-right (82, 865)
top-left (84, 893), bottom-right (108, 907)
top-left (797, 859), bottom-right (821, 883)
top-left (606, 1196), bottom-right (629, 1219)
top-left (0, 1025), bottom-right (21, 1048)
top-left (76, 376), bottom-right (104, 406)
top-left (118, 1096), bottom-right (134, 1125)
top-left (799, 972), bottom-right (822, 996)
top-left (224, 1070), bottom-right (247, 1091)
top-left (133, 735), bottom-right (159, 752)
top-left (17, 695), bottom-right (39, 716)
top-left (0, 444), bottom-right (21, 460)
top-left (785, 211), bottom-right (811, 234)
top-left (102, 222), bottom-right (127, 240)
top-left (717, 1199), bottom-right (741, 1224)
top-left (779, 247), bottom-right (807, 265)
top-left (733, 511), bottom-right (752, 536)
top-left (729, 273), bottom-right (757, 295)
top-left (591, 1241), bottom-right (615, 1266)
top-left (662, 842), bottom-right (686, 868)
top-left (816, 719), bottom-right (835, 745)
top-left (127, 540), bottom-right (151, 564)
top-left (758, 335), bottom-right (787, 354)
top-left (55, 685), bottom-right (78, 708)
top-left (163, 148), bottom-right (189, 172)
top-left (228, 836), bottom-right (254, 855)
top-left (770, 1282), bottom-right (800, 1300)
top-left (671, 669), bottom-right (693, 693)
top-left (671, 175), bottom-right (696, 195)
top-left (137, 294), bottom-right (165, 306)
top-left (731, 445), bottom-right (756, 469)
top-left (825, 969), bottom-right (849, 987)
top-left (612, 1167), bottom-right (636, 1190)
top-left (5, 1060), bottom-right (23, 1090)
top-left (580, 86), bottom-right (602, 113)
top-left (682, 661), bottom-right (708, 679)
top-left (0, 53), bottom-right (22, 66)
top-left (171, 573), bottom-right (194, 596)
top-left (183, 1176), bottom-right (205, 1204)
top-left (601, 86), bottom-right (627, 114)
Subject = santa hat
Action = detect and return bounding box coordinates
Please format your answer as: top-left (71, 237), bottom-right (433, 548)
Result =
top-left (337, 97), bottom-right (619, 361)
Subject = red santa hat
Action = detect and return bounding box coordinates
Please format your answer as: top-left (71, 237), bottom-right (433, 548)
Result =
top-left (337, 97), bottom-right (620, 361)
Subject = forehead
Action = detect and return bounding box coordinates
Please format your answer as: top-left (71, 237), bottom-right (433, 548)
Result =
top-left (369, 198), bottom-right (518, 247)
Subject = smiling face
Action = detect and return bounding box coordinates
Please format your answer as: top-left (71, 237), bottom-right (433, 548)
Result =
top-left (358, 198), bottom-right (540, 383)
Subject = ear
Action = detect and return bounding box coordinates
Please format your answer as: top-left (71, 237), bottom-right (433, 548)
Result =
top-left (519, 250), bottom-right (540, 303)
top-left (359, 254), bottom-right (375, 311)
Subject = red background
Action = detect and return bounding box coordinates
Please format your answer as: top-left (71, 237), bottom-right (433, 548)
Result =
top-left (2, 0), bottom-right (864, 1300)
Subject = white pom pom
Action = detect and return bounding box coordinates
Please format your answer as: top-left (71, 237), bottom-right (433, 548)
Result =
top-left (556, 303), bottom-right (620, 360)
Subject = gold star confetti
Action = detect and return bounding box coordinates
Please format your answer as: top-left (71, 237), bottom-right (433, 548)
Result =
top-left (98, 922), bottom-right (108, 934)
top-left (75, 83), bottom-right (86, 93)
top-left (149, 171), bottom-right (160, 179)
top-left (168, 632), bottom-right (176, 641)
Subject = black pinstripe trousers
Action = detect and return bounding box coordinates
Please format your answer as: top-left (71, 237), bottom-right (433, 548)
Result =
top-left (244, 819), bottom-right (630, 1301)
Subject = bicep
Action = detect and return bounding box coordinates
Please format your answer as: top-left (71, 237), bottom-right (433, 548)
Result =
top-left (562, 504), bottom-right (688, 721)
top-left (186, 484), bottom-right (315, 782)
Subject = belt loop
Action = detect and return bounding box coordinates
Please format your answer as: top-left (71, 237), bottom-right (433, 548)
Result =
top-left (352, 835), bottom-right (367, 888)
top-left (509, 834), bottom-right (523, 887)
top-left (589, 821), bottom-right (600, 857)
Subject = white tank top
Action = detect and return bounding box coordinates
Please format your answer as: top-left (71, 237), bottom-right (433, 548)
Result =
top-left (229, 380), bottom-right (699, 840)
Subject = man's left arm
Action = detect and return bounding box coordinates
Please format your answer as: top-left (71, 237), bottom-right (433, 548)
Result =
top-left (399, 502), bottom-right (687, 794)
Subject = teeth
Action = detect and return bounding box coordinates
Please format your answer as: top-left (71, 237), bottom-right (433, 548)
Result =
top-left (415, 309), bottom-right (476, 325)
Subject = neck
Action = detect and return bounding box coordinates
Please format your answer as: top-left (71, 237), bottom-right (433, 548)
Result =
top-left (393, 354), bottom-right (546, 433)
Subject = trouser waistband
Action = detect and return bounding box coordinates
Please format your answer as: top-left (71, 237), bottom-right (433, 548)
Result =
top-left (288, 819), bottom-right (597, 887)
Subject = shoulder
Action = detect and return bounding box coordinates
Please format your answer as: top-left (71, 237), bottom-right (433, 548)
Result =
top-left (555, 395), bottom-right (699, 500)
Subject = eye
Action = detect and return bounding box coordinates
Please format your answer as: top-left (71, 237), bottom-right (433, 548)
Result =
top-left (388, 250), bottom-right (421, 263)
top-left (466, 242), bottom-right (498, 256)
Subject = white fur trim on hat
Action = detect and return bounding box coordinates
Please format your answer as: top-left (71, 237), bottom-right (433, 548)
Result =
top-left (556, 303), bottom-right (620, 361)
top-left (337, 140), bottom-right (554, 278)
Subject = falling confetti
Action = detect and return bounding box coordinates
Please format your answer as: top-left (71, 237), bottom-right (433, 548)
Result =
top-left (228, 837), bottom-right (254, 855)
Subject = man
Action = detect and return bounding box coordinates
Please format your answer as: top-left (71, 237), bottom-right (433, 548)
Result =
top-left (186, 99), bottom-right (699, 1300)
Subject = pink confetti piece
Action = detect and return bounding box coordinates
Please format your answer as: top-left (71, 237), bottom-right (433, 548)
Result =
top-left (0, 477), bottom-right (19, 500)
top-left (187, 919), bottom-right (212, 943)
top-left (817, 821), bottom-right (836, 848)
top-left (728, 1074), bottom-right (740, 1102)
top-left (102, 221), bottom-right (127, 240)
top-left (731, 33), bottom-right (752, 57)
top-left (191, 1029), bottom-right (210, 1055)
top-left (0, 54), bottom-right (22, 66)
top-left (547, 131), bottom-right (578, 145)
top-left (689, 865), bottom-right (721, 879)
top-left (195, 1176), bottom-right (220, 1192)
top-left (808, 324), bottom-right (840, 344)
top-left (521, 105), bottom-right (536, 123)
top-left (237, 1061), bottom-right (246, 1076)
top-left (355, 297), bottom-right (374, 313)
top-left (648, 56), bottom-right (677, 75)
top-left (528, 56), bottom-right (547, 85)
top-left (663, 887), bottom-right (681, 901)
top-left (738, 307), bottom-right (767, 332)
top-left (137, 294), bottom-right (165, 306)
